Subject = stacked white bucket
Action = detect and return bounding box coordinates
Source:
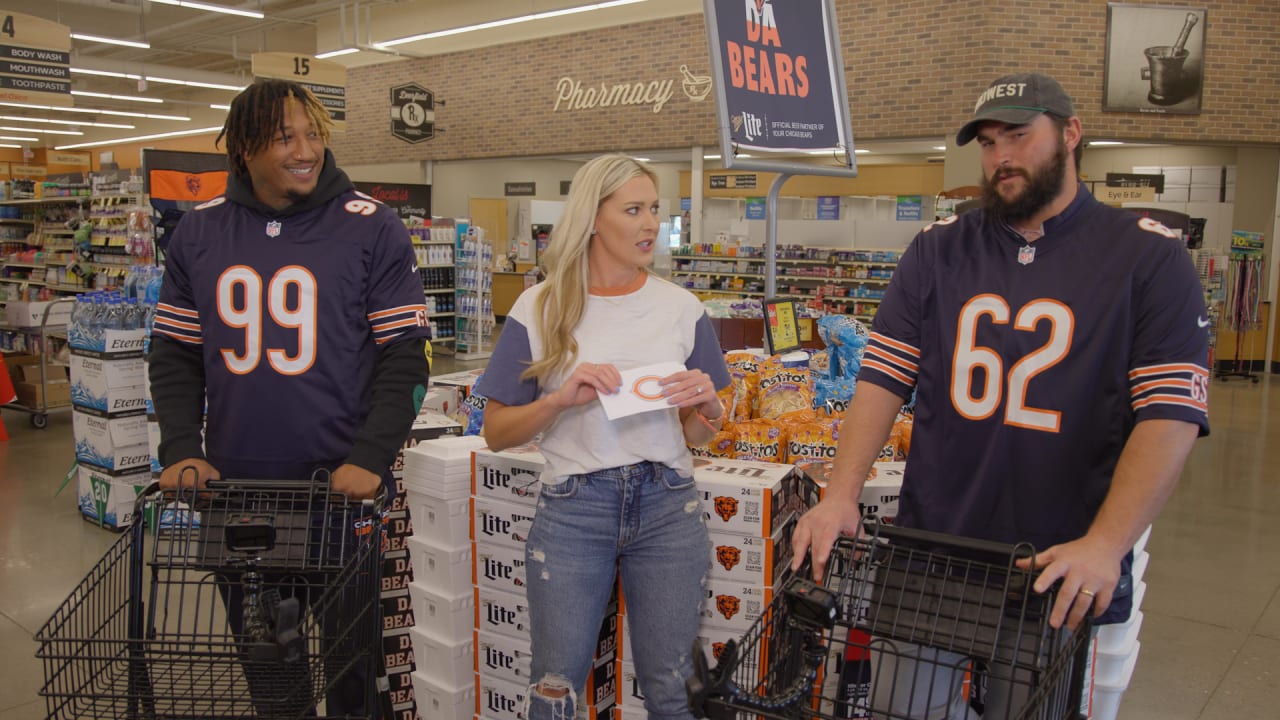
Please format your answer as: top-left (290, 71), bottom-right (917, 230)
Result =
top-left (1086, 524), bottom-right (1152, 720)
top-left (616, 458), bottom-right (804, 720)
top-left (401, 435), bottom-right (489, 720)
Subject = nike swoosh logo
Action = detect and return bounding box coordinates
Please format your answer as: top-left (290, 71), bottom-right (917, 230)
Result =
top-left (1197, 317), bottom-right (1210, 328)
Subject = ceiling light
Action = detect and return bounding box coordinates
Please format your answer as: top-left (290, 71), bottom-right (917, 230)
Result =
top-left (148, 0), bottom-right (265, 20)
top-left (1089, 140), bottom-right (1125, 146)
top-left (378, 0), bottom-right (645, 48)
top-left (316, 48), bottom-right (360, 59)
top-left (0, 115), bottom-right (134, 129)
top-left (209, 103), bottom-right (231, 111)
top-left (70, 33), bottom-right (151, 49)
top-left (0, 126), bottom-right (83, 136)
top-left (71, 68), bottom-right (142, 80)
top-left (0, 143), bottom-right (20, 149)
top-left (144, 76), bottom-right (244, 91)
top-left (703, 154), bottom-right (721, 160)
top-left (854, 149), bottom-right (870, 154)
top-left (0, 135), bottom-right (39, 142)
top-left (57, 125), bottom-right (222, 150)
top-left (0, 102), bottom-right (189, 121)
top-left (71, 90), bottom-right (164, 104)
top-left (933, 145), bottom-right (947, 151)
top-left (71, 67), bottom-right (242, 92)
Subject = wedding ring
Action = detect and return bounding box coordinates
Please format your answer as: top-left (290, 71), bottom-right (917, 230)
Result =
top-left (696, 386), bottom-right (703, 394)
top-left (1078, 588), bottom-right (1096, 597)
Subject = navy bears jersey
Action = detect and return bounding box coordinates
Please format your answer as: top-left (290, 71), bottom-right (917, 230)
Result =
top-left (153, 191), bottom-right (429, 480)
top-left (860, 185), bottom-right (1209, 558)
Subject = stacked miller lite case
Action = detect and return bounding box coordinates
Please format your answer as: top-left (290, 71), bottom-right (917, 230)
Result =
top-left (387, 415), bottom-right (471, 720)
top-left (615, 458), bottom-right (811, 720)
top-left (471, 446), bottom-right (619, 720)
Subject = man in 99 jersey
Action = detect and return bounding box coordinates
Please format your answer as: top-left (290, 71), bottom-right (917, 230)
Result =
top-left (147, 80), bottom-right (431, 715)
top-left (791, 73), bottom-right (1209, 717)
top-left (149, 79), bottom-right (430, 498)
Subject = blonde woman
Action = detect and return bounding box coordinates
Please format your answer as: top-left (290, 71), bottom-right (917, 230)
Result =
top-left (475, 154), bottom-right (730, 720)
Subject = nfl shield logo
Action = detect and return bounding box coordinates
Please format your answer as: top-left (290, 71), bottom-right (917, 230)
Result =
top-left (1017, 244), bottom-right (1036, 265)
top-left (266, 220), bottom-right (282, 238)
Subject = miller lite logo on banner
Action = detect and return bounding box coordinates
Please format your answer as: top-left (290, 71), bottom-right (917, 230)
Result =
top-left (708, 0), bottom-right (848, 152)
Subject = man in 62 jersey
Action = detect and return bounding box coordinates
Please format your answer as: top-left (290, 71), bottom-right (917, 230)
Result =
top-left (148, 79), bottom-right (430, 715)
top-left (791, 73), bottom-right (1209, 717)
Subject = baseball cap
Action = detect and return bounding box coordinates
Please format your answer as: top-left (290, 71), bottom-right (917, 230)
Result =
top-left (955, 73), bottom-right (1075, 146)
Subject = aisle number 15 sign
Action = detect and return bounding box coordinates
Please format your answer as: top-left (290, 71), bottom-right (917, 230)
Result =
top-left (251, 52), bottom-right (348, 131)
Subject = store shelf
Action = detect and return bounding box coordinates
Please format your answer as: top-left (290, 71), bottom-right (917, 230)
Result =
top-left (413, 240), bottom-right (457, 247)
top-left (429, 312), bottom-right (456, 318)
top-left (2, 262), bottom-right (45, 269)
top-left (0, 218), bottom-right (35, 225)
top-left (0, 197), bottom-right (88, 206)
top-left (421, 263), bottom-right (454, 269)
top-left (423, 287), bottom-right (454, 294)
top-left (0, 277), bottom-right (44, 285)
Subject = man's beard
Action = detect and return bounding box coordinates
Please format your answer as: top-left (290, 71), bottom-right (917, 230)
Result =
top-left (980, 138), bottom-right (1068, 224)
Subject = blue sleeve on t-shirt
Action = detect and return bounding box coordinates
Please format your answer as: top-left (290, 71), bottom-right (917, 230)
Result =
top-left (473, 317), bottom-right (538, 406)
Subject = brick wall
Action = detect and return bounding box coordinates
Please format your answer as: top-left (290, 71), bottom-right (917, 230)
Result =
top-left (330, 0), bottom-right (1279, 165)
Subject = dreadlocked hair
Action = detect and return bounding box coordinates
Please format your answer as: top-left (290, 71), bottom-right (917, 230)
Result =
top-left (217, 79), bottom-right (332, 176)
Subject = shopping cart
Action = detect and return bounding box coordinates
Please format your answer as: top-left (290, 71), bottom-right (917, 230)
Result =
top-left (34, 473), bottom-right (388, 720)
top-left (688, 519), bottom-right (1091, 720)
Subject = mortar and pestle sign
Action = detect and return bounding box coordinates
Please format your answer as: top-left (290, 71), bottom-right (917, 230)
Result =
top-left (1140, 12), bottom-right (1199, 105)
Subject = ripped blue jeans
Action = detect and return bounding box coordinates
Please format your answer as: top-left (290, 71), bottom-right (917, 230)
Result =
top-left (523, 460), bottom-right (710, 720)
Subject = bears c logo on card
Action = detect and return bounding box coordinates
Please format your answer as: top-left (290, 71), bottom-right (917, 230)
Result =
top-left (714, 496), bottom-right (739, 522)
top-left (715, 595), bottom-right (741, 620)
top-left (716, 545), bottom-right (742, 571)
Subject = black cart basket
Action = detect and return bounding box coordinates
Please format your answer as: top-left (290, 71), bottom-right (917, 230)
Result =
top-left (688, 520), bottom-right (1092, 720)
top-left (35, 476), bottom-right (386, 720)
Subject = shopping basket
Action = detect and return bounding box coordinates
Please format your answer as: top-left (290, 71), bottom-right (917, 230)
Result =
top-left (688, 519), bottom-right (1091, 720)
top-left (34, 474), bottom-right (387, 720)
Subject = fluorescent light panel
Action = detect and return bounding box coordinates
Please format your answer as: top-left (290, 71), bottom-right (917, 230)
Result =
top-left (315, 48), bottom-right (359, 59)
top-left (71, 90), bottom-right (164, 104)
top-left (1089, 140), bottom-right (1125, 146)
top-left (70, 33), bottom-right (151, 49)
top-left (0, 143), bottom-right (20, 149)
top-left (378, 0), bottom-right (645, 48)
top-left (148, 0), bottom-right (265, 20)
top-left (0, 101), bottom-right (189, 121)
top-left (0, 115), bottom-right (134, 129)
top-left (57, 125), bottom-right (223, 150)
top-left (70, 67), bottom-right (243, 92)
top-left (0, 126), bottom-right (82, 136)
top-left (0, 135), bottom-right (39, 142)
top-left (209, 104), bottom-right (231, 111)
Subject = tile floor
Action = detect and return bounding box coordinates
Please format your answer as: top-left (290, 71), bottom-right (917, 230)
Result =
top-left (1, 363), bottom-right (1277, 719)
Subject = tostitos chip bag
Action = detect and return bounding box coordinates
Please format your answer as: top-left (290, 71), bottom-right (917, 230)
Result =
top-left (691, 428), bottom-right (737, 458)
top-left (786, 417), bottom-right (841, 466)
top-left (756, 358), bottom-right (813, 420)
top-left (732, 421), bottom-right (785, 463)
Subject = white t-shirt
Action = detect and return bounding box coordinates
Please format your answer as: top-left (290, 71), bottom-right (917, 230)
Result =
top-left (475, 274), bottom-right (730, 482)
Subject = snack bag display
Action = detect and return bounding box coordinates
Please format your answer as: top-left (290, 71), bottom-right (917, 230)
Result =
top-left (890, 412), bottom-right (914, 458)
top-left (786, 417), bottom-right (841, 466)
top-left (691, 429), bottom-right (737, 458)
top-left (732, 421), bottom-right (785, 463)
top-left (458, 371), bottom-right (487, 435)
top-left (720, 368), bottom-right (755, 423)
top-left (756, 359), bottom-right (812, 420)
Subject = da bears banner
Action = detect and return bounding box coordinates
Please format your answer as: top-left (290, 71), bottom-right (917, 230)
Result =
top-left (705, 0), bottom-right (853, 155)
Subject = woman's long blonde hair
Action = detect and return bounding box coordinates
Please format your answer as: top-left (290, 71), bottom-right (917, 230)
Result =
top-left (520, 154), bottom-right (658, 384)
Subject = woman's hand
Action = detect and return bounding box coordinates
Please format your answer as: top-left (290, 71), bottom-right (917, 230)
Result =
top-left (660, 369), bottom-right (722, 419)
top-left (545, 361), bottom-right (622, 410)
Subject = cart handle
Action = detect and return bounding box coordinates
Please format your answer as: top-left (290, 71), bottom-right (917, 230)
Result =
top-left (861, 518), bottom-right (1038, 564)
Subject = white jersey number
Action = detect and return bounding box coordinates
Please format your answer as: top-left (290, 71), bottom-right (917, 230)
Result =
top-left (217, 265), bottom-right (318, 375)
top-left (951, 295), bottom-right (1073, 432)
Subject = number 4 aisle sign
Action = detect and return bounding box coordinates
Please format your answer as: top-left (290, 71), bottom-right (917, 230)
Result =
top-left (0, 12), bottom-right (73, 106)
